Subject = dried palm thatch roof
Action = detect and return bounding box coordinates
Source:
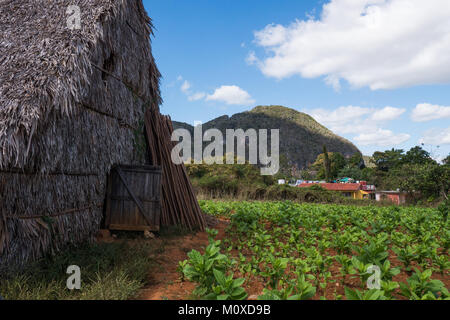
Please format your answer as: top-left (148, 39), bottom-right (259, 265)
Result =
top-left (0, 0), bottom-right (160, 170)
top-left (0, 0), bottom-right (162, 269)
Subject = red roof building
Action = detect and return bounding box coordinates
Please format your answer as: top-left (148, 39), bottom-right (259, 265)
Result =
top-left (298, 183), bottom-right (361, 191)
top-left (298, 182), bottom-right (375, 199)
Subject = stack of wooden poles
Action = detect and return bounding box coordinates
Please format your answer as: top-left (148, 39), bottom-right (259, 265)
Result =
top-left (144, 109), bottom-right (206, 231)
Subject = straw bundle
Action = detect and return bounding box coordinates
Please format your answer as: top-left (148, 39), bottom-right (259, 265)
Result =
top-left (0, 0), bottom-right (161, 270)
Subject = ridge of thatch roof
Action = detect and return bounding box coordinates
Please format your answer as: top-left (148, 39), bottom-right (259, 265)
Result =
top-left (0, 0), bottom-right (159, 169)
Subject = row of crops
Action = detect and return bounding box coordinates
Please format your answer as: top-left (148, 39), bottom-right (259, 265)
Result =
top-left (178, 201), bottom-right (449, 300)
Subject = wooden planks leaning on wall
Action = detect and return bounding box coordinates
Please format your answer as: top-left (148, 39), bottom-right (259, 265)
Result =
top-left (144, 109), bottom-right (206, 231)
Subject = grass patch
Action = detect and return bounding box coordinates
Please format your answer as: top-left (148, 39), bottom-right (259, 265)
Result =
top-left (0, 241), bottom-right (154, 300)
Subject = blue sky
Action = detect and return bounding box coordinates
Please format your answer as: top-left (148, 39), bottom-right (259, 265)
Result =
top-left (143, 0), bottom-right (450, 160)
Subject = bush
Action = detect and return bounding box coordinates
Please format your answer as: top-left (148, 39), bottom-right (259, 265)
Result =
top-left (438, 199), bottom-right (449, 221)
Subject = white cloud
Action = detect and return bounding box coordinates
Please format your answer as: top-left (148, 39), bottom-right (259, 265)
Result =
top-left (354, 129), bottom-right (410, 146)
top-left (246, 51), bottom-right (259, 66)
top-left (309, 105), bottom-right (409, 146)
top-left (254, 23), bottom-right (288, 47)
top-left (311, 105), bottom-right (372, 127)
top-left (178, 78), bottom-right (206, 102)
top-left (181, 80), bottom-right (191, 93)
top-left (311, 105), bottom-right (405, 128)
top-left (206, 85), bottom-right (255, 105)
top-left (251, 0), bottom-right (450, 90)
top-left (177, 79), bottom-right (255, 106)
top-left (328, 122), bottom-right (380, 135)
top-left (324, 75), bottom-right (341, 92)
top-left (411, 103), bottom-right (450, 122)
top-left (188, 92), bottom-right (206, 101)
top-left (419, 127), bottom-right (450, 145)
top-left (371, 106), bottom-right (406, 121)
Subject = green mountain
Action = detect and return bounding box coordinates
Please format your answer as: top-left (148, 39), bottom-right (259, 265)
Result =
top-left (172, 105), bottom-right (361, 170)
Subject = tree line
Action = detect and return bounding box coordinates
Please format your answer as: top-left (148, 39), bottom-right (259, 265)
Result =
top-left (297, 145), bottom-right (449, 203)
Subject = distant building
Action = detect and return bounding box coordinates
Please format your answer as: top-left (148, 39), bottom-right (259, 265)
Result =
top-left (298, 182), bottom-right (375, 200)
top-left (375, 191), bottom-right (410, 205)
top-left (336, 177), bottom-right (354, 183)
top-left (278, 179), bottom-right (286, 185)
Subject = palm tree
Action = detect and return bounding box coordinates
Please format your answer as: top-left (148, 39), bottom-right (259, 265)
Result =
top-left (323, 145), bottom-right (331, 182)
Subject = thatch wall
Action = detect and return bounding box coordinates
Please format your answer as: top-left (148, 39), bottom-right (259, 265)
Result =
top-left (0, 0), bottom-right (161, 270)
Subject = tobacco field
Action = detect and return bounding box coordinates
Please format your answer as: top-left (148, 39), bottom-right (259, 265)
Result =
top-left (178, 201), bottom-right (450, 300)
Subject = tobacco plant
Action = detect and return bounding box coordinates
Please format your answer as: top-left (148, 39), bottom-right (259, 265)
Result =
top-left (196, 201), bottom-right (450, 300)
top-left (399, 268), bottom-right (448, 300)
top-left (204, 269), bottom-right (247, 300)
top-left (344, 288), bottom-right (387, 300)
top-left (377, 260), bottom-right (400, 281)
top-left (261, 257), bottom-right (289, 289)
top-left (335, 255), bottom-right (355, 285)
top-left (393, 245), bottom-right (417, 272)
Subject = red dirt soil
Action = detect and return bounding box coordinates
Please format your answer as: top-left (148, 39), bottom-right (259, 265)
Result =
top-left (136, 220), bottom-right (228, 300)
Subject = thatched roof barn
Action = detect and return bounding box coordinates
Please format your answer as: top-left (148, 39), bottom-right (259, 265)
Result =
top-left (0, 0), bottom-right (161, 270)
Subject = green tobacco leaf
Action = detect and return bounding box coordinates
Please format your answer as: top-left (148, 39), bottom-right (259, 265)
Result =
top-left (344, 287), bottom-right (361, 300)
top-left (300, 287), bottom-right (316, 300)
top-left (231, 287), bottom-right (247, 300)
top-left (233, 278), bottom-right (245, 288)
top-left (364, 289), bottom-right (382, 300)
top-left (213, 269), bottom-right (226, 287)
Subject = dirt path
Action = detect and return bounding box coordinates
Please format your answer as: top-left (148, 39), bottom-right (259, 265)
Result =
top-left (136, 220), bottom-right (228, 300)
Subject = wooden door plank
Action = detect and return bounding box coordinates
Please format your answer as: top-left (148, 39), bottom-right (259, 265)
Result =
top-left (115, 166), bottom-right (153, 227)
